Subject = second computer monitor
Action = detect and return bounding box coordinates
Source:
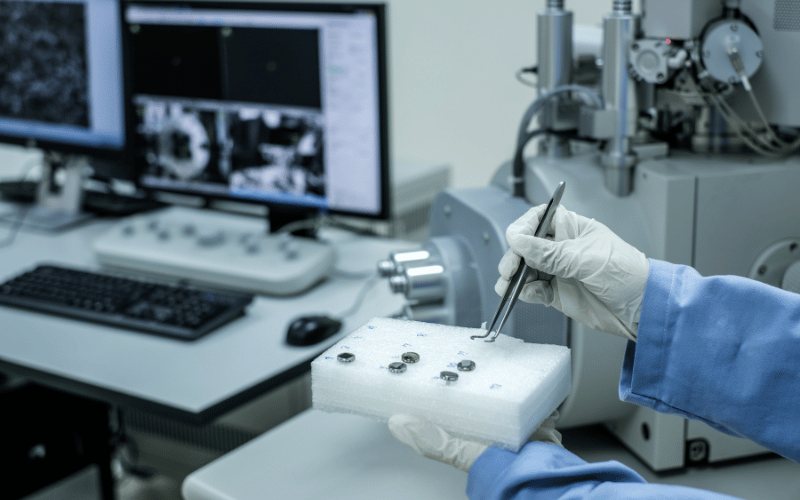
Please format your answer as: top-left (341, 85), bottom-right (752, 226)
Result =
top-left (124, 1), bottom-right (389, 224)
top-left (0, 0), bottom-right (127, 156)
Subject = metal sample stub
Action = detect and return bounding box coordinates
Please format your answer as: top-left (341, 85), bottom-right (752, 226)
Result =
top-left (457, 360), bottom-right (476, 372)
top-left (440, 371), bottom-right (459, 382)
top-left (337, 352), bottom-right (355, 363)
top-left (388, 362), bottom-right (407, 373)
top-left (401, 352), bottom-right (420, 364)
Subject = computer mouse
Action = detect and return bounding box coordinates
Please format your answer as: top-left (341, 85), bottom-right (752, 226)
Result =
top-left (286, 315), bottom-right (343, 346)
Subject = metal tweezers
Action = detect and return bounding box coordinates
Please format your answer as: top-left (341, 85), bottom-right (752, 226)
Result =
top-left (471, 181), bottom-right (566, 342)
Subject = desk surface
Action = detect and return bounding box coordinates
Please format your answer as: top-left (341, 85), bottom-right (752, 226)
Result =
top-left (183, 409), bottom-right (800, 500)
top-left (0, 203), bottom-right (409, 424)
top-left (183, 410), bottom-right (470, 500)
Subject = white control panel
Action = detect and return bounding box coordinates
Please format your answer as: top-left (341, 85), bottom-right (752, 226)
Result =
top-left (93, 206), bottom-right (336, 295)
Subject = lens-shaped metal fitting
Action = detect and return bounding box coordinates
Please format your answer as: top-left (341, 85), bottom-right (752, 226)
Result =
top-left (401, 352), bottom-right (420, 363)
top-left (457, 360), bottom-right (476, 372)
top-left (440, 371), bottom-right (459, 382)
top-left (388, 362), bottom-right (407, 373)
top-left (337, 352), bottom-right (355, 363)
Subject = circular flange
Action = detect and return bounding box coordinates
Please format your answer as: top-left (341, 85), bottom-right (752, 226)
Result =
top-left (701, 19), bottom-right (763, 84)
top-left (748, 238), bottom-right (800, 289)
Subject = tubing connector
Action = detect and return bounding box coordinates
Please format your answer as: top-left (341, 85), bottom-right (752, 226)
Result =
top-left (613, 0), bottom-right (632, 13)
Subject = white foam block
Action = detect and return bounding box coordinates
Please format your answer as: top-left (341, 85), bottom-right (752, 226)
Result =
top-left (312, 317), bottom-right (571, 451)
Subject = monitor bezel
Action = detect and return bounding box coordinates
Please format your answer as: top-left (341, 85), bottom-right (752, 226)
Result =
top-left (0, 0), bottom-right (133, 162)
top-left (123, 0), bottom-right (391, 222)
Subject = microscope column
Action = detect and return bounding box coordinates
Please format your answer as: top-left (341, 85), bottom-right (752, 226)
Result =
top-left (601, 0), bottom-right (639, 196)
top-left (537, 0), bottom-right (573, 158)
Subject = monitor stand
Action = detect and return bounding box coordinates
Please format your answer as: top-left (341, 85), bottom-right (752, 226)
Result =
top-left (0, 153), bottom-right (93, 232)
top-left (267, 204), bottom-right (321, 238)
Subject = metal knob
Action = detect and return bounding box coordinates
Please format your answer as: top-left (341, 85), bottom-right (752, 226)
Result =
top-left (389, 275), bottom-right (409, 294)
top-left (389, 265), bottom-right (446, 302)
top-left (197, 230), bottom-right (225, 247)
top-left (377, 259), bottom-right (397, 277)
top-left (377, 250), bottom-right (432, 277)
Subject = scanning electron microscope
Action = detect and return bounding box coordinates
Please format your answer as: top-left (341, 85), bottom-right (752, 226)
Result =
top-left (379, 0), bottom-right (800, 470)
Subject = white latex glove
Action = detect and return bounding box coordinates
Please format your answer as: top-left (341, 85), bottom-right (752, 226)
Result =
top-left (388, 411), bottom-right (562, 472)
top-left (495, 205), bottom-right (649, 341)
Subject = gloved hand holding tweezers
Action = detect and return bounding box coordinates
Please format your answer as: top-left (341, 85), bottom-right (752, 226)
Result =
top-left (494, 203), bottom-right (650, 341)
top-left (472, 182), bottom-right (565, 342)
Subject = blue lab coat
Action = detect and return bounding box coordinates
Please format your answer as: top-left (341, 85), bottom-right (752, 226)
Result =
top-left (467, 259), bottom-right (800, 499)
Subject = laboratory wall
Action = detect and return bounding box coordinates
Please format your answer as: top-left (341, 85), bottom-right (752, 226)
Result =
top-left (285, 0), bottom-right (634, 188)
top-left (0, 0), bottom-right (635, 189)
top-left (382, 0), bottom-right (616, 189)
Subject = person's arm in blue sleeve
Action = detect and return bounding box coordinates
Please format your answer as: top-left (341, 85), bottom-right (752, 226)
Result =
top-left (394, 205), bottom-right (796, 499)
top-left (480, 205), bottom-right (791, 499)
top-left (466, 258), bottom-right (800, 499)
top-left (620, 258), bottom-right (800, 462)
top-left (497, 205), bottom-right (800, 461)
top-left (390, 412), bottom-right (743, 500)
top-left (468, 442), bottom-right (740, 500)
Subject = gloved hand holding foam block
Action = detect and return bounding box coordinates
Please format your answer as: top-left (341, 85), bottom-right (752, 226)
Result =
top-left (311, 317), bottom-right (571, 452)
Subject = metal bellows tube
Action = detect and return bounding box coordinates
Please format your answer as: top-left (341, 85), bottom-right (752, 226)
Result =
top-left (537, 0), bottom-right (574, 158)
top-left (600, 2), bottom-right (638, 196)
top-left (613, 0), bottom-right (632, 13)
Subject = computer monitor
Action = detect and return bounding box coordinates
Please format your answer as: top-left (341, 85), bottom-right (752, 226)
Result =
top-left (0, 0), bottom-right (127, 157)
top-left (0, 0), bottom-right (129, 229)
top-left (123, 1), bottom-right (390, 231)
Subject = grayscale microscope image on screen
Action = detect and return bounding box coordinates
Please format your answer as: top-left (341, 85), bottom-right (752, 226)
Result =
top-left (136, 105), bottom-right (326, 205)
top-left (0, 0), bottom-right (125, 152)
top-left (0, 0), bottom-right (89, 127)
top-left (0, 0), bottom-right (128, 231)
top-left (126, 2), bottom-right (387, 218)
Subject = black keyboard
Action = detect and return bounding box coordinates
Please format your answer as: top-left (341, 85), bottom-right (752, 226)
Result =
top-left (0, 265), bottom-right (254, 340)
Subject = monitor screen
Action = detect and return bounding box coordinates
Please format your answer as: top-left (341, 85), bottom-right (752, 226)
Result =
top-left (125, 1), bottom-right (389, 220)
top-left (0, 0), bottom-right (127, 156)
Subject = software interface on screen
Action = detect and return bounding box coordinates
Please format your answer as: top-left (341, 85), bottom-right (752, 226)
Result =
top-left (126, 3), bottom-right (385, 217)
top-left (0, 0), bottom-right (125, 151)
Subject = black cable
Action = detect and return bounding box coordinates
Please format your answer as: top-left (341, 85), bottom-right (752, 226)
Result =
top-left (0, 158), bottom-right (41, 250)
top-left (326, 218), bottom-right (383, 237)
top-left (331, 267), bottom-right (376, 280)
top-left (512, 129), bottom-right (578, 197)
top-left (516, 66), bottom-right (538, 88)
top-left (108, 407), bottom-right (155, 480)
top-left (336, 275), bottom-right (380, 319)
top-left (509, 85), bottom-right (602, 198)
top-left (0, 204), bottom-right (31, 249)
top-left (512, 129), bottom-right (547, 197)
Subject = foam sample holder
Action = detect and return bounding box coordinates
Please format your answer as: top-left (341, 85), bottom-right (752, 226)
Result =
top-left (312, 317), bottom-right (571, 451)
